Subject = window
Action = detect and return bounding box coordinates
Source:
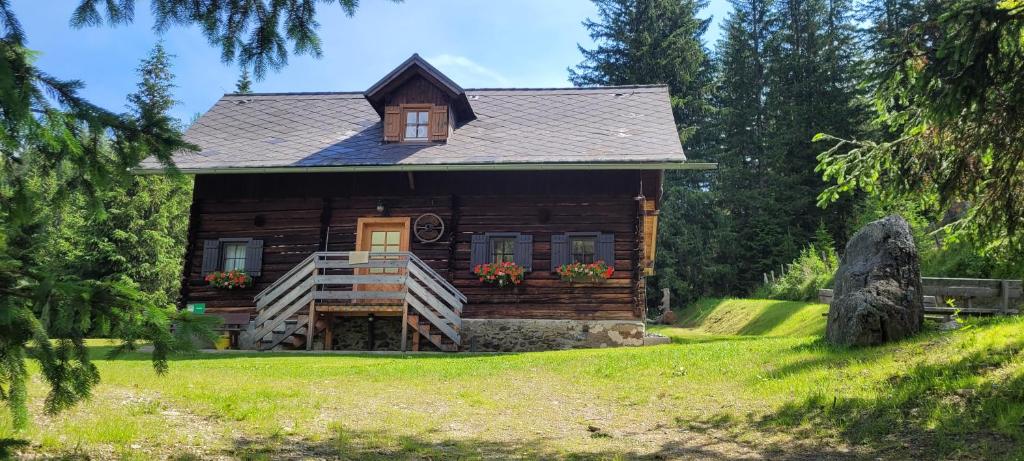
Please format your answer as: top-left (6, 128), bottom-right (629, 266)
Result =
top-left (201, 238), bottom-right (264, 276)
top-left (569, 236), bottom-right (596, 264)
top-left (369, 230), bottom-right (402, 274)
top-left (551, 233), bottom-right (614, 271)
top-left (470, 233), bottom-right (533, 272)
top-left (490, 237), bottom-right (516, 264)
top-left (404, 110), bottom-right (430, 141)
top-left (222, 243), bottom-right (247, 271)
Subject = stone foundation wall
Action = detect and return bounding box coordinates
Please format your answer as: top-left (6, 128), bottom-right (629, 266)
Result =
top-left (319, 317), bottom-right (644, 352)
top-left (460, 319), bottom-right (645, 352)
top-left (328, 316), bottom-right (404, 351)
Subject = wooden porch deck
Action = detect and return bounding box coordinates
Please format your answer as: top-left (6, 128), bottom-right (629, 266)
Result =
top-left (244, 251), bottom-right (466, 352)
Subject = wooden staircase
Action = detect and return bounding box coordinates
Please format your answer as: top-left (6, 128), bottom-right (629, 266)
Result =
top-left (405, 313), bottom-right (458, 352)
top-left (244, 252), bottom-right (466, 351)
top-left (256, 315), bottom-right (331, 350)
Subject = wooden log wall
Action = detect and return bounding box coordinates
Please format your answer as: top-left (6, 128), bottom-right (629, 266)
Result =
top-left (323, 195), bottom-right (453, 277)
top-left (185, 197), bottom-right (323, 313)
top-left (185, 170), bottom-right (661, 321)
top-left (453, 194), bottom-right (638, 320)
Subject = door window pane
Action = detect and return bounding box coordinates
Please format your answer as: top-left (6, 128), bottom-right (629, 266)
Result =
top-left (369, 230), bottom-right (402, 274)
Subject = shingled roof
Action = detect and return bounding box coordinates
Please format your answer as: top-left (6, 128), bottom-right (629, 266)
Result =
top-left (140, 83), bottom-right (694, 174)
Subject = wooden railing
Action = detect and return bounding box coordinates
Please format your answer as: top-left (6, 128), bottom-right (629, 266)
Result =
top-left (818, 277), bottom-right (1022, 316)
top-left (245, 251), bottom-right (465, 351)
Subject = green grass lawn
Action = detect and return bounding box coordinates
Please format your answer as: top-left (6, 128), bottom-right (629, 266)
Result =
top-left (3, 298), bottom-right (1023, 460)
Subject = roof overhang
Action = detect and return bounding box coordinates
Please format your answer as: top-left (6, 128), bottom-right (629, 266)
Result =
top-left (364, 54), bottom-right (475, 121)
top-left (135, 162), bottom-right (717, 175)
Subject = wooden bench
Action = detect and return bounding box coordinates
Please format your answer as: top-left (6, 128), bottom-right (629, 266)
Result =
top-left (818, 278), bottom-right (1021, 317)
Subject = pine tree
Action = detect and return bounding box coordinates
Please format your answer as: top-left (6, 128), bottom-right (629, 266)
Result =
top-left (571, 0), bottom-right (713, 142)
top-left (817, 0), bottom-right (1024, 248)
top-left (704, 0), bottom-right (866, 292)
top-left (235, 68), bottom-right (253, 94)
top-left (764, 0), bottom-right (864, 242)
top-left (73, 43), bottom-right (193, 307)
top-left (702, 0), bottom-right (778, 292)
top-left (0, 32), bottom-right (206, 429)
top-left (2, 0), bottom-right (383, 428)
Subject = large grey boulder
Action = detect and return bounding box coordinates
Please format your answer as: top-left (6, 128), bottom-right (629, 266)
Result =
top-left (826, 215), bottom-right (924, 346)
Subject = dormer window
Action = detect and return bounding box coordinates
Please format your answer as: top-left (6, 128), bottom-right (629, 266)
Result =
top-left (404, 108), bottom-right (430, 141)
top-left (367, 55), bottom-right (473, 144)
top-left (383, 104), bottom-right (449, 143)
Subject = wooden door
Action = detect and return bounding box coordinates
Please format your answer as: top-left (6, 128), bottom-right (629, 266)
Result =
top-left (355, 217), bottom-right (410, 301)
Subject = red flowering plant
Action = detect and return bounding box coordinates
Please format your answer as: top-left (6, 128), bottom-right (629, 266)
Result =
top-left (473, 261), bottom-right (525, 287)
top-left (205, 269), bottom-right (253, 289)
top-left (556, 261), bottom-right (614, 283)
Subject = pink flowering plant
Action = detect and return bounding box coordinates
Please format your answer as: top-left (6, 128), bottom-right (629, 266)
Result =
top-left (556, 261), bottom-right (614, 283)
top-left (473, 261), bottom-right (525, 287)
top-left (205, 269), bottom-right (253, 289)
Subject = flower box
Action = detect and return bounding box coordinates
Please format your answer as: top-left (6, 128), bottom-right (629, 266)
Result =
top-left (556, 261), bottom-right (614, 284)
top-left (205, 269), bottom-right (253, 289)
top-left (473, 261), bottom-right (525, 288)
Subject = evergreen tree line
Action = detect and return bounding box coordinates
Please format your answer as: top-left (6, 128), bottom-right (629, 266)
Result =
top-left (664, 0), bottom-right (867, 303)
top-left (573, 0), bottom-right (1024, 308)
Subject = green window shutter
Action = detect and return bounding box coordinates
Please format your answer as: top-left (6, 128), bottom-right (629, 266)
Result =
top-left (470, 234), bottom-right (488, 272)
top-left (551, 234), bottom-right (568, 271)
top-left (201, 240), bottom-right (221, 275)
top-left (596, 233), bottom-right (615, 266)
top-left (514, 234), bottom-right (533, 272)
top-left (244, 239), bottom-right (264, 276)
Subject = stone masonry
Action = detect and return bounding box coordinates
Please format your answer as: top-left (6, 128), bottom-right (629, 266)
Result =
top-left (460, 319), bottom-right (645, 352)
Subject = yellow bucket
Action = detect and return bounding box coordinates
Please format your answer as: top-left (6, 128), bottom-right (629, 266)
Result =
top-left (214, 334), bottom-right (231, 350)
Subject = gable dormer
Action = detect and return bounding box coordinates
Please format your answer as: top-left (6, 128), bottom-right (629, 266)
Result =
top-left (364, 54), bottom-right (475, 143)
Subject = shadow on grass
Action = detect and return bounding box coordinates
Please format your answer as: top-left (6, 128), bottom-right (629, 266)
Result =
top-left (0, 438), bottom-right (29, 459)
top-left (83, 342), bottom-right (512, 363)
top-left (225, 424), bottom-right (860, 461)
top-left (709, 337), bottom-right (1024, 460)
top-left (734, 300), bottom-right (804, 335)
top-left (663, 334), bottom-right (763, 346)
top-left (762, 337), bottom-right (898, 379)
top-left (674, 298), bottom-right (826, 338)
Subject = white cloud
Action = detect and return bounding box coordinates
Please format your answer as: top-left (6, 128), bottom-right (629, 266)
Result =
top-left (426, 54), bottom-right (513, 88)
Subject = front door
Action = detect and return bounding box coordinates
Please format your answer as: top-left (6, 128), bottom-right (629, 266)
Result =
top-left (355, 217), bottom-right (410, 299)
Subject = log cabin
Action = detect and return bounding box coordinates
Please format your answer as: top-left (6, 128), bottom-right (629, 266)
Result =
top-left (139, 54), bottom-right (711, 352)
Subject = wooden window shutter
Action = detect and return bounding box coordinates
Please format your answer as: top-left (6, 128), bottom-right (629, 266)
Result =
top-left (514, 234), bottom-right (533, 272)
top-left (383, 106), bottom-right (401, 142)
top-left (470, 234), bottom-right (488, 272)
top-left (429, 105), bottom-right (449, 141)
top-left (244, 239), bottom-right (264, 276)
top-left (201, 240), bottom-right (220, 275)
top-left (550, 234), bottom-right (568, 272)
top-left (596, 233), bottom-right (615, 266)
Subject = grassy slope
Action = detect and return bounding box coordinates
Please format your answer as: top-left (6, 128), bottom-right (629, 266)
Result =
top-left (672, 297), bottom-right (829, 337)
top-left (1, 299), bottom-right (1022, 460)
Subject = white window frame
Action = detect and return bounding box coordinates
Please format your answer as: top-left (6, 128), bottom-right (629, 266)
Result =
top-left (568, 235), bottom-right (598, 264)
top-left (221, 241), bottom-right (248, 272)
top-left (402, 107), bottom-right (431, 141)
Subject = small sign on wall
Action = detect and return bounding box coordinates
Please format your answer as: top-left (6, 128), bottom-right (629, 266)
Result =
top-left (186, 303), bottom-right (206, 314)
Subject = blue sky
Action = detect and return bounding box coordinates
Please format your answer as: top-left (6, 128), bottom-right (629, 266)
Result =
top-left (11, 0), bottom-right (729, 122)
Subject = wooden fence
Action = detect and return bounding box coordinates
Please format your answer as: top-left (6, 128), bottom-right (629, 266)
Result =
top-left (818, 277), bottom-right (1022, 316)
